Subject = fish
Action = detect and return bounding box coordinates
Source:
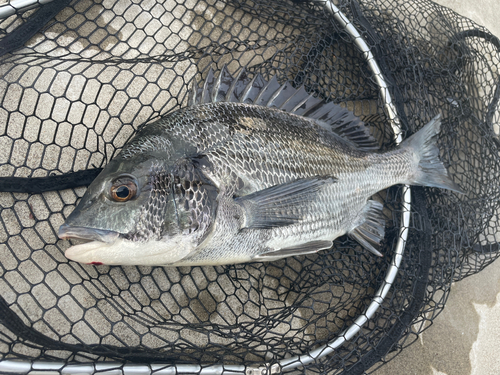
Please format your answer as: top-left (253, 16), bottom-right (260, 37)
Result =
top-left (58, 66), bottom-right (462, 266)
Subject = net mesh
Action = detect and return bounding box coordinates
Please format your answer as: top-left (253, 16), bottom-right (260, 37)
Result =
top-left (0, 0), bottom-right (499, 373)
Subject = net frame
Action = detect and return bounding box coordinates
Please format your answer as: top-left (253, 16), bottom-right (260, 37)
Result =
top-left (0, 1), bottom-right (410, 373)
top-left (0, 0), bottom-right (54, 19)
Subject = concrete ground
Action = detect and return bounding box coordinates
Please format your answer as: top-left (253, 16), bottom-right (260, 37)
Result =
top-left (372, 258), bottom-right (500, 375)
top-left (373, 3), bottom-right (500, 375)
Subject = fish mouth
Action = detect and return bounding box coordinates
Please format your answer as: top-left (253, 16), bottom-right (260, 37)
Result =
top-left (58, 224), bottom-right (121, 243)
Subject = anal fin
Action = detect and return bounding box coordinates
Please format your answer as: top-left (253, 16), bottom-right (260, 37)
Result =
top-left (348, 200), bottom-right (385, 257)
top-left (253, 240), bottom-right (333, 261)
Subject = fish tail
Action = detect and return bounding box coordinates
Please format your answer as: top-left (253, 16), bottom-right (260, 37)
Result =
top-left (402, 114), bottom-right (463, 193)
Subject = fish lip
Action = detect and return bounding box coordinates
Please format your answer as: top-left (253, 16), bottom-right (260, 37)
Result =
top-left (58, 224), bottom-right (120, 243)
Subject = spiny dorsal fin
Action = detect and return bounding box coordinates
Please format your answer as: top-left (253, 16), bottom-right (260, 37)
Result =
top-left (190, 66), bottom-right (379, 151)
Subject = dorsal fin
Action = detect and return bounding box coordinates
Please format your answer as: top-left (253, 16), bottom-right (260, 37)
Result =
top-left (190, 67), bottom-right (379, 151)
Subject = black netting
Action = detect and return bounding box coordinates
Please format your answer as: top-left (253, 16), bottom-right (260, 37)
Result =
top-left (0, 0), bottom-right (499, 374)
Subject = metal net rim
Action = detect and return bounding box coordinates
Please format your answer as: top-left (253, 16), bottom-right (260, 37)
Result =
top-left (0, 0), bottom-right (409, 373)
top-left (0, 0), bottom-right (54, 19)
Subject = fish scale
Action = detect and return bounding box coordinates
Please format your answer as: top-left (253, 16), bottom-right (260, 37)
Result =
top-left (58, 68), bottom-right (462, 266)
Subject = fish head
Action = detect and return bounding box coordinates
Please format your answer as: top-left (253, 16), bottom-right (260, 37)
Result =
top-left (59, 147), bottom-right (218, 266)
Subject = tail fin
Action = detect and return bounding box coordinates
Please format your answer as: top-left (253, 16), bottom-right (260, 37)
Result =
top-left (402, 114), bottom-right (463, 193)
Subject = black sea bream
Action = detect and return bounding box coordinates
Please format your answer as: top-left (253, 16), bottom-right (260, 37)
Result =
top-left (58, 67), bottom-right (462, 266)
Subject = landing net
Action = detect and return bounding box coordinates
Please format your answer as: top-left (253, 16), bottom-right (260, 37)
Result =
top-left (0, 0), bottom-right (499, 374)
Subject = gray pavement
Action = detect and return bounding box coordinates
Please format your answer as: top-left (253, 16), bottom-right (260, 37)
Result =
top-left (372, 3), bottom-right (500, 375)
top-left (372, 258), bottom-right (500, 375)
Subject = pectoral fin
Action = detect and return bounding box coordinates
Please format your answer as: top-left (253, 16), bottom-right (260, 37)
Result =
top-left (253, 240), bottom-right (334, 261)
top-left (348, 200), bottom-right (385, 257)
top-left (234, 176), bottom-right (337, 230)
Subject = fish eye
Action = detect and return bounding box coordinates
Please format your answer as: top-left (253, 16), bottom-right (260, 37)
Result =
top-left (110, 178), bottom-right (138, 202)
